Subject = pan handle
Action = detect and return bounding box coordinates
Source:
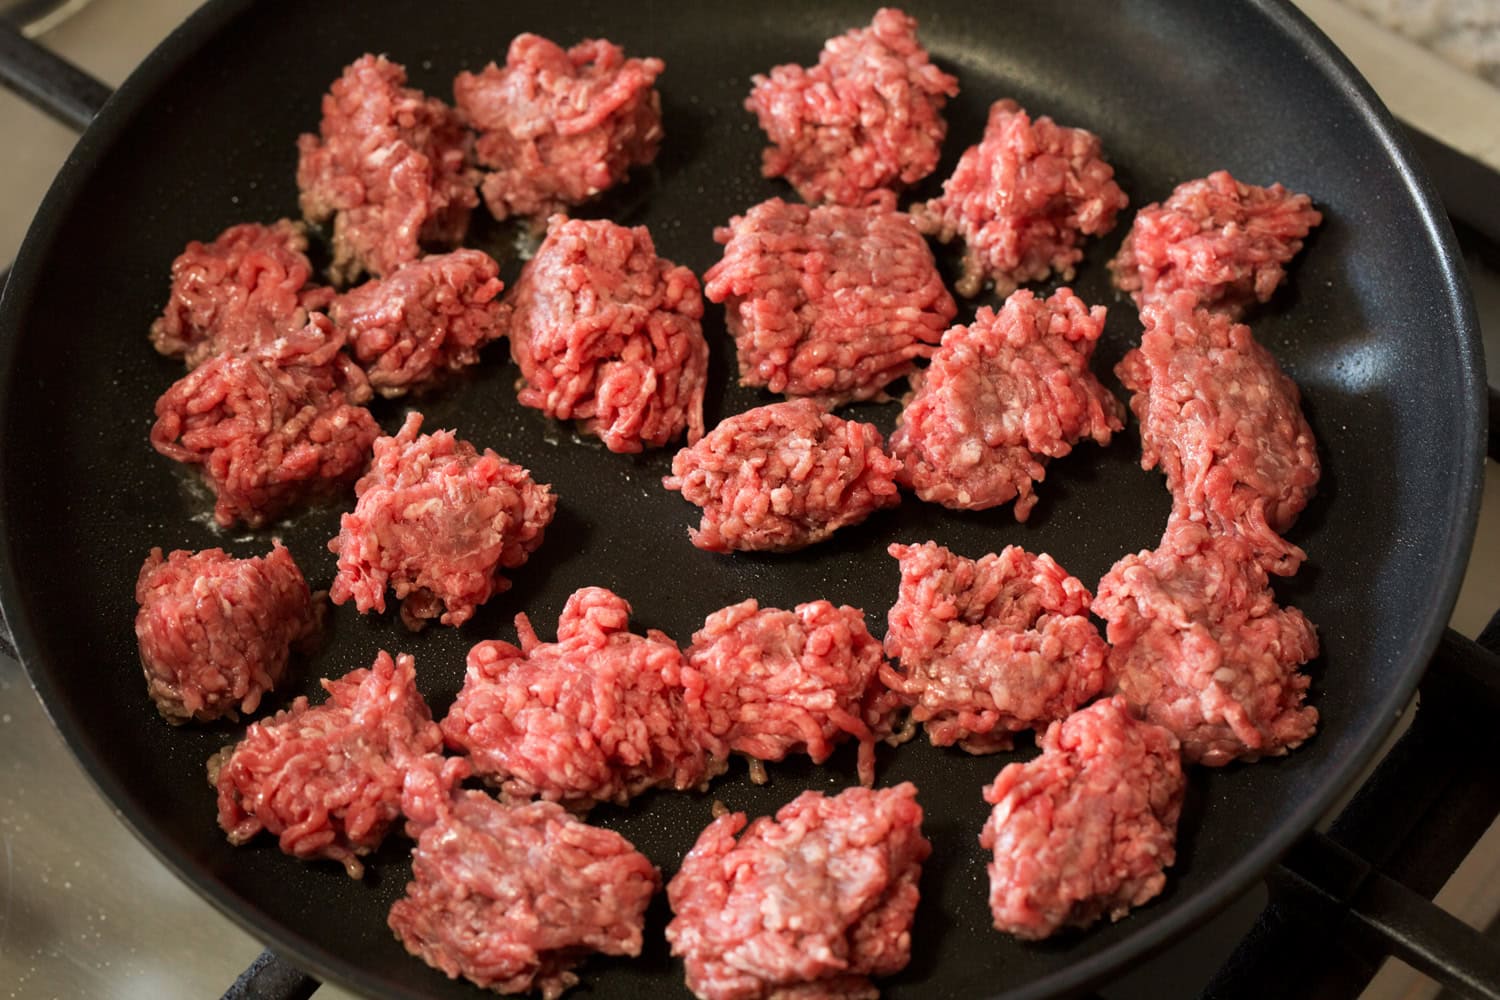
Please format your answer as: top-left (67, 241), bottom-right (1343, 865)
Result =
top-left (221, 949), bottom-right (319, 1000)
top-left (0, 19), bottom-right (111, 132)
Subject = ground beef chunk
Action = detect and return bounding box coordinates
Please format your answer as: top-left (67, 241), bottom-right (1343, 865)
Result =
top-left (1115, 290), bottom-right (1320, 576)
top-left (389, 791), bottom-right (659, 1000)
top-left (454, 34), bottom-right (663, 224)
top-left (1110, 170), bottom-right (1322, 318)
top-left (890, 288), bottom-right (1123, 521)
top-left (882, 541), bottom-right (1108, 753)
top-left (507, 216), bottom-right (707, 452)
top-left (746, 8), bottom-right (958, 207)
top-left (913, 99), bottom-right (1128, 297)
top-left (150, 314), bottom-right (381, 528)
top-left (330, 249), bottom-right (506, 397)
top-left (134, 541), bottom-right (321, 724)
top-left (441, 587), bottom-right (723, 809)
top-left (979, 696), bottom-right (1185, 940)
top-left (298, 54), bottom-right (478, 284)
top-left (702, 196), bottom-right (955, 405)
top-left (666, 783), bottom-right (929, 1000)
top-left (328, 412), bottom-right (555, 630)
top-left (1092, 521), bottom-right (1320, 765)
top-left (663, 400), bottom-right (902, 553)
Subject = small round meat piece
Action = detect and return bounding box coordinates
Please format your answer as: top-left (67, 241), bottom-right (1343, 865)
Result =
top-left (703, 196), bottom-right (956, 405)
top-left (666, 783), bottom-right (930, 1000)
top-left (1092, 521), bottom-right (1320, 766)
top-left (298, 54), bottom-right (479, 284)
top-left (507, 216), bottom-right (707, 452)
top-left (454, 34), bottom-right (663, 224)
top-left (663, 400), bottom-right (902, 553)
top-left (134, 542), bottom-right (321, 724)
top-left (890, 288), bottom-right (1123, 521)
top-left (328, 412), bottom-right (556, 630)
top-left (746, 8), bottom-right (959, 207)
top-left (979, 696), bottom-right (1185, 940)
top-left (913, 99), bottom-right (1128, 297)
top-left (1110, 170), bottom-right (1322, 318)
top-left (389, 791), bottom-right (659, 1000)
top-left (882, 541), bottom-right (1108, 753)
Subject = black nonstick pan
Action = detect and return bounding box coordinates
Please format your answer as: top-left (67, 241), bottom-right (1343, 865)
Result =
top-left (0, 1), bottom-right (1487, 998)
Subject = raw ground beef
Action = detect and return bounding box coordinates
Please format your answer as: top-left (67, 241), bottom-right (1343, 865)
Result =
top-left (150, 314), bottom-right (381, 528)
top-left (507, 215), bottom-right (707, 452)
top-left (1115, 289), bottom-right (1320, 576)
top-left (913, 98), bottom-right (1128, 297)
top-left (702, 196), bottom-right (955, 405)
top-left (1110, 170), bottom-right (1322, 318)
top-left (979, 696), bottom-right (1185, 940)
top-left (297, 54), bottom-right (478, 284)
top-left (1092, 521), bottom-right (1320, 766)
top-left (328, 412), bottom-right (555, 630)
top-left (134, 541), bottom-right (321, 724)
top-left (389, 791), bottom-right (659, 1000)
top-left (454, 34), bottom-right (663, 224)
top-left (209, 651), bottom-right (443, 878)
top-left (890, 287), bottom-right (1123, 521)
top-left (330, 249), bottom-right (506, 397)
top-left (441, 587), bottom-right (724, 809)
top-left (663, 400), bottom-right (902, 553)
top-left (746, 7), bottom-right (959, 207)
top-left (150, 220), bottom-right (335, 369)
top-left (666, 783), bottom-right (930, 1000)
top-left (882, 541), bottom-right (1108, 753)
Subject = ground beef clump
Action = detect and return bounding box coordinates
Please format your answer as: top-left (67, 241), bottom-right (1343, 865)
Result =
top-left (703, 196), bottom-right (956, 405)
top-left (150, 220), bottom-right (335, 369)
top-left (330, 249), bottom-right (506, 397)
top-left (914, 99), bottom-right (1128, 297)
top-left (134, 542), bottom-right (321, 724)
top-left (882, 541), bottom-right (1109, 753)
top-left (298, 54), bottom-right (478, 284)
top-left (441, 587), bottom-right (724, 809)
top-left (980, 696), bottom-right (1185, 940)
top-left (1110, 170), bottom-right (1322, 318)
top-left (1092, 521), bottom-right (1320, 766)
top-left (663, 400), bottom-right (902, 553)
top-left (666, 783), bottom-right (930, 1000)
top-left (328, 412), bottom-right (555, 630)
top-left (454, 34), bottom-right (663, 224)
top-left (150, 315), bottom-right (381, 528)
top-left (507, 216), bottom-right (707, 452)
top-left (389, 790), bottom-right (659, 1000)
top-left (1116, 290), bottom-right (1320, 575)
top-left (746, 8), bottom-right (958, 207)
top-left (890, 288), bottom-right (1123, 521)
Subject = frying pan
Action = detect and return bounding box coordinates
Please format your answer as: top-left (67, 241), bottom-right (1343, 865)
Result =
top-left (0, 1), bottom-right (1486, 998)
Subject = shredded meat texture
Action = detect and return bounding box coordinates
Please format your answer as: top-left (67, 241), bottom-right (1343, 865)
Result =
top-left (1110, 170), bottom-right (1322, 318)
top-left (1092, 521), bottom-right (1320, 766)
top-left (890, 288), bottom-right (1123, 521)
top-left (454, 34), bottom-right (663, 223)
top-left (328, 412), bottom-right (555, 630)
top-left (297, 54), bottom-right (478, 284)
top-left (1115, 290), bottom-right (1320, 575)
top-left (746, 8), bottom-right (959, 207)
top-left (666, 783), bottom-right (930, 1000)
top-left (882, 541), bottom-right (1109, 753)
top-left (980, 696), bottom-right (1185, 940)
top-left (150, 314), bottom-right (381, 528)
top-left (389, 791), bottom-right (659, 1000)
top-left (913, 99), bottom-right (1128, 298)
top-left (663, 400), bottom-right (903, 553)
top-left (507, 215), bottom-right (708, 452)
top-left (330, 249), bottom-right (507, 397)
top-left (702, 196), bottom-right (955, 406)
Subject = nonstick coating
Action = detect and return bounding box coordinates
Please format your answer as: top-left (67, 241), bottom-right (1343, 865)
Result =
top-left (0, 2), bottom-right (1486, 998)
